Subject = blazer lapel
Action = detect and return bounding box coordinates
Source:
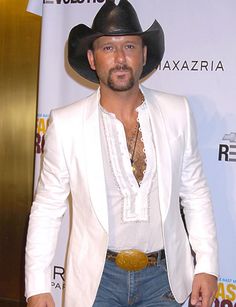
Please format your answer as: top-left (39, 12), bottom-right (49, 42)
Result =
top-left (84, 90), bottom-right (109, 233)
top-left (142, 86), bottom-right (172, 220)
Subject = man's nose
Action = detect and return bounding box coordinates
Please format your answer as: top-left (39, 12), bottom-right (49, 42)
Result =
top-left (115, 48), bottom-right (126, 63)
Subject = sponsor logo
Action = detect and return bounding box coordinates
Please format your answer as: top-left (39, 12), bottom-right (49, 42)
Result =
top-left (218, 132), bottom-right (236, 162)
top-left (213, 278), bottom-right (236, 306)
top-left (51, 265), bottom-right (65, 290)
top-left (35, 114), bottom-right (49, 155)
top-left (158, 60), bottom-right (224, 72)
top-left (43, 0), bottom-right (105, 4)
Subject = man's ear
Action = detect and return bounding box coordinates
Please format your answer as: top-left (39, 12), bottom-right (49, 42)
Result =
top-left (143, 45), bottom-right (147, 66)
top-left (87, 49), bottom-right (96, 70)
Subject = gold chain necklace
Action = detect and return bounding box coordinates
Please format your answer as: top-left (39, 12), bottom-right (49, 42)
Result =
top-left (130, 122), bottom-right (140, 172)
top-left (129, 90), bottom-right (145, 173)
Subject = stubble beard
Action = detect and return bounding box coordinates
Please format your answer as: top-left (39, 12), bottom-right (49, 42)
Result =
top-left (107, 65), bottom-right (136, 92)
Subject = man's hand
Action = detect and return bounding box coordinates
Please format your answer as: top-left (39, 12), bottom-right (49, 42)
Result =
top-left (27, 293), bottom-right (55, 307)
top-left (190, 273), bottom-right (218, 307)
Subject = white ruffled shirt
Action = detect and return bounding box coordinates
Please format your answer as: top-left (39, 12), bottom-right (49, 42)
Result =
top-left (100, 100), bottom-right (164, 253)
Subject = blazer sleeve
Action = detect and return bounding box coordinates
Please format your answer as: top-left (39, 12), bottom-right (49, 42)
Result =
top-left (25, 110), bottom-right (70, 299)
top-left (179, 98), bottom-right (218, 277)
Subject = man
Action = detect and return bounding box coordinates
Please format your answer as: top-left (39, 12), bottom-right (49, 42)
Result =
top-left (25, 0), bottom-right (218, 306)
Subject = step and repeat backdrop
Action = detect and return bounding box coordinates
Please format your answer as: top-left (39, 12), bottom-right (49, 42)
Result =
top-left (27, 1), bottom-right (236, 306)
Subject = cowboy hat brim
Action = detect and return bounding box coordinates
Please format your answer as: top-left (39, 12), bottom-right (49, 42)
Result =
top-left (68, 20), bottom-right (164, 83)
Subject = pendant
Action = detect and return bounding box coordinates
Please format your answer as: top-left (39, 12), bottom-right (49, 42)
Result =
top-left (130, 159), bottom-right (136, 173)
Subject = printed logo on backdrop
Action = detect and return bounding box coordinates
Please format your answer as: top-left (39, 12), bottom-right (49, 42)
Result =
top-left (158, 60), bottom-right (224, 72)
top-left (52, 265), bottom-right (65, 290)
top-left (43, 0), bottom-right (105, 4)
top-left (36, 113), bottom-right (49, 154)
top-left (213, 278), bottom-right (236, 307)
top-left (218, 132), bottom-right (236, 162)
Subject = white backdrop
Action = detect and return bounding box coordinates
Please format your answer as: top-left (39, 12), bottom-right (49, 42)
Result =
top-left (27, 1), bottom-right (236, 306)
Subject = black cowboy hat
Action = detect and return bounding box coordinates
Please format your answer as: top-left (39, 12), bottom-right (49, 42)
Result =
top-left (68, 0), bottom-right (165, 83)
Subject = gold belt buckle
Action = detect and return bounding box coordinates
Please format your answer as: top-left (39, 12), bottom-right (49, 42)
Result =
top-left (115, 249), bottom-right (148, 271)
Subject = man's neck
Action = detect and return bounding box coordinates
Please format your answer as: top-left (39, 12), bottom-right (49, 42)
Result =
top-left (100, 85), bottom-right (143, 124)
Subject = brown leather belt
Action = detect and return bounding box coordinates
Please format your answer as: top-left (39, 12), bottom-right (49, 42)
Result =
top-left (106, 249), bottom-right (165, 271)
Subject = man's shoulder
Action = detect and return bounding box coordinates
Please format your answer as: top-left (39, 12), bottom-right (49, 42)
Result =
top-left (141, 86), bottom-right (186, 105)
top-left (141, 86), bottom-right (191, 128)
top-left (51, 90), bottom-right (98, 119)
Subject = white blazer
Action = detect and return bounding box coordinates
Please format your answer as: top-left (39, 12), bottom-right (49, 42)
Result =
top-left (25, 86), bottom-right (218, 306)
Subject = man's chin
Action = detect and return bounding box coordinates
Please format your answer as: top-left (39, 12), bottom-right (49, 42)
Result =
top-left (107, 78), bottom-right (135, 92)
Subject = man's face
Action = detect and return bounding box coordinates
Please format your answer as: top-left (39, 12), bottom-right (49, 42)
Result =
top-left (87, 35), bottom-right (147, 91)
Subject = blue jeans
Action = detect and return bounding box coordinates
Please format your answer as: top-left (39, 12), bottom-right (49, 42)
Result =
top-left (93, 256), bottom-right (181, 307)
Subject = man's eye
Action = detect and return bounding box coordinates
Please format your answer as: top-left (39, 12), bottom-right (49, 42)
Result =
top-left (103, 46), bottom-right (113, 51)
top-left (126, 44), bottom-right (135, 49)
